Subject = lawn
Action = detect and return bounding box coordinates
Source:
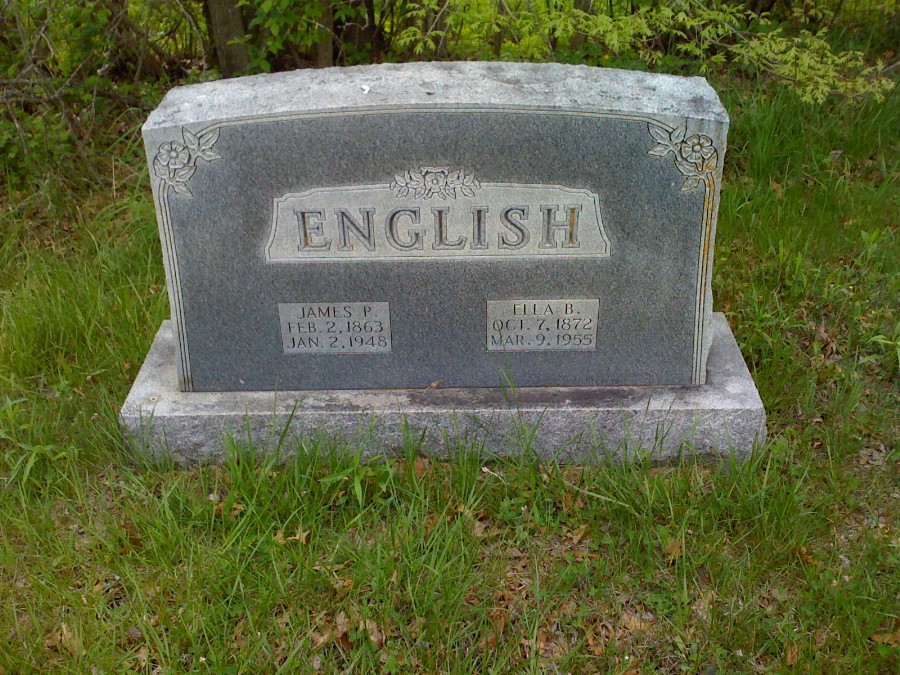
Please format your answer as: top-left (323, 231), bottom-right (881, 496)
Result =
top-left (0, 77), bottom-right (897, 673)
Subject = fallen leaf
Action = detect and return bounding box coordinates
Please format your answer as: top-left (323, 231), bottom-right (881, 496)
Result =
top-left (289, 526), bottom-right (309, 543)
top-left (229, 620), bottom-right (248, 650)
top-left (334, 611), bottom-right (349, 638)
top-left (691, 591), bottom-right (715, 622)
top-left (274, 526), bottom-right (309, 546)
top-left (134, 644), bottom-right (150, 668)
top-left (586, 621), bottom-right (613, 656)
top-left (407, 617), bottom-right (425, 639)
top-left (797, 547), bottom-right (814, 564)
top-left (331, 577), bottom-right (353, 597)
top-left (488, 608), bottom-right (508, 634)
top-left (362, 618), bottom-right (385, 648)
top-left (870, 629), bottom-right (900, 646)
top-left (665, 536), bottom-right (683, 562)
top-left (785, 643), bottom-right (798, 665)
top-left (60, 623), bottom-right (85, 658)
top-left (310, 630), bottom-right (330, 650)
top-left (619, 610), bottom-right (649, 632)
top-left (414, 457), bottom-right (430, 480)
top-left (122, 521), bottom-right (142, 549)
top-left (569, 524), bottom-right (589, 545)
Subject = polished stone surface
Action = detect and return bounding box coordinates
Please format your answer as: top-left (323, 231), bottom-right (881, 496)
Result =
top-left (143, 62), bottom-right (729, 391)
top-left (121, 314), bottom-right (766, 464)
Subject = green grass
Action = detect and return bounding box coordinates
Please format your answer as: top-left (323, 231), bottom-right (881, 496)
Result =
top-left (0, 81), bottom-right (897, 673)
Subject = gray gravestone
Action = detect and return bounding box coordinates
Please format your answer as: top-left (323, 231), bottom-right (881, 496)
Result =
top-left (141, 62), bottom-right (727, 392)
top-left (122, 62), bottom-right (765, 461)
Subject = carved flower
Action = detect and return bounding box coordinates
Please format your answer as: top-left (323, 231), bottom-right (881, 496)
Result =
top-left (391, 166), bottom-right (480, 200)
top-left (648, 122), bottom-right (719, 193)
top-left (421, 166), bottom-right (450, 198)
top-left (679, 135), bottom-right (714, 165)
top-left (153, 128), bottom-right (221, 198)
top-left (156, 141), bottom-right (189, 170)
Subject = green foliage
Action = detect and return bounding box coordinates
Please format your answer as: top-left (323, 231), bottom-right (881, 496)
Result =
top-left (237, 0), bottom-right (333, 71)
top-left (1, 2), bottom-right (894, 197)
top-left (199, 1), bottom-right (897, 103)
top-left (335, 0), bottom-right (895, 103)
top-left (0, 0), bottom-right (202, 190)
top-left (729, 10), bottom-right (896, 103)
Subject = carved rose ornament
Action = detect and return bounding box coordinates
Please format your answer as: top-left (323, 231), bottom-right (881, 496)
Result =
top-left (153, 127), bottom-right (221, 197)
top-left (390, 166), bottom-right (481, 200)
top-left (647, 122), bottom-right (718, 192)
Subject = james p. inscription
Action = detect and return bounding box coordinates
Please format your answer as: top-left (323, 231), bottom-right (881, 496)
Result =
top-left (278, 302), bottom-right (391, 354)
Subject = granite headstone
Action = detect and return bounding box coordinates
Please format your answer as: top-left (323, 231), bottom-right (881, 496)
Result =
top-left (140, 62), bottom-right (728, 392)
top-left (122, 62), bottom-right (766, 461)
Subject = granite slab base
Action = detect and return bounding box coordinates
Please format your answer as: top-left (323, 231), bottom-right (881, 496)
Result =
top-left (120, 313), bottom-right (766, 464)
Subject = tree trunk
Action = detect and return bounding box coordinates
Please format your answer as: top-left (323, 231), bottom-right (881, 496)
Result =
top-left (204, 0), bottom-right (250, 77)
top-left (570, 0), bottom-right (593, 51)
top-left (492, 0), bottom-right (510, 57)
top-left (316, 1), bottom-right (334, 68)
top-left (338, 0), bottom-right (385, 63)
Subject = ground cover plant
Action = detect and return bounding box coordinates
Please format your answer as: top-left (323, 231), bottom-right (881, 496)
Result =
top-left (1, 3), bottom-right (898, 673)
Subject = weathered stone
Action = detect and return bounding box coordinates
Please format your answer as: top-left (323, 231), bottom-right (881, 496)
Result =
top-left (142, 62), bottom-right (729, 392)
top-left (120, 314), bottom-right (765, 464)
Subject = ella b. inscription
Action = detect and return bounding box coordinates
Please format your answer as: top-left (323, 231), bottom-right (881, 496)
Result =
top-left (487, 299), bottom-right (600, 352)
top-left (265, 169), bottom-right (611, 262)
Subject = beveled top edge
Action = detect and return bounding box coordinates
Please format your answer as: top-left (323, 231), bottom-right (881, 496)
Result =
top-left (143, 61), bottom-right (728, 132)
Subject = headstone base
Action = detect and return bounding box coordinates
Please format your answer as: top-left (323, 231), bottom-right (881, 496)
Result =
top-left (120, 314), bottom-right (765, 464)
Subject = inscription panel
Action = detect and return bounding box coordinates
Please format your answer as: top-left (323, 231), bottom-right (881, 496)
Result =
top-left (487, 299), bottom-right (599, 352)
top-left (278, 302), bottom-right (391, 354)
top-left (265, 175), bottom-right (610, 262)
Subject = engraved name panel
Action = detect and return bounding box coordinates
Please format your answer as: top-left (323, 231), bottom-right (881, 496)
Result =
top-left (278, 302), bottom-right (391, 354)
top-left (487, 299), bottom-right (599, 352)
top-left (265, 168), bottom-right (610, 262)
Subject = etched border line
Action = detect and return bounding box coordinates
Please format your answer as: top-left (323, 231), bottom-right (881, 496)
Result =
top-left (153, 106), bottom-right (721, 390)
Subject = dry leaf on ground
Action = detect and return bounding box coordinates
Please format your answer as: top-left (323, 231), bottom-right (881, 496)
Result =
top-left (568, 524), bottom-right (589, 544)
top-left (619, 610), bottom-right (650, 632)
top-left (362, 618), bottom-right (385, 648)
top-left (665, 536), bottom-right (683, 562)
top-left (59, 623), bottom-right (85, 658)
top-left (274, 526), bottom-right (309, 546)
top-left (870, 628), bottom-right (900, 646)
top-left (414, 456), bottom-right (431, 479)
top-left (785, 643), bottom-right (799, 665)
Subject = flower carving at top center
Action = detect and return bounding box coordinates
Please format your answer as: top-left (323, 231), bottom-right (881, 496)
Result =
top-left (390, 166), bottom-right (480, 200)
